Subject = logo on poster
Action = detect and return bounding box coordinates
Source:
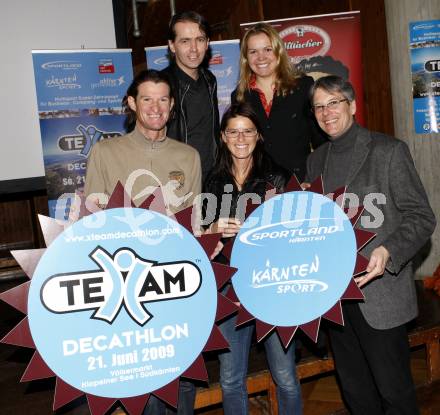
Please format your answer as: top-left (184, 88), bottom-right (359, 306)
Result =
top-left (231, 191), bottom-right (356, 327)
top-left (41, 247), bottom-right (201, 325)
top-left (46, 73), bottom-right (81, 90)
top-left (425, 60), bottom-right (440, 72)
top-left (99, 59), bottom-right (115, 73)
top-left (91, 76), bottom-right (126, 89)
top-left (278, 25), bottom-right (331, 64)
top-left (209, 52), bottom-right (224, 65)
top-left (239, 221), bottom-right (340, 246)
top-left (251, 256), bottom-right (328, 294)
top-left (154, 56), bottom-right (169, 66)
top-left (211, 66), bottom-right (233, 78)
top-left (27, 208), bottom-right (218, 397)
top-left (412, 23), bottom-right (436, 30)
top-left (58, 124), bottom-right (122, 156)
top-left (42, 60), bottom-right (82, 70)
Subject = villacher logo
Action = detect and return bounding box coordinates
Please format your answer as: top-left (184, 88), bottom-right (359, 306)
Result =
top-left (40, 247), bottom-right (202, 325)
top-left (278, 24), bottom-right (331, 63)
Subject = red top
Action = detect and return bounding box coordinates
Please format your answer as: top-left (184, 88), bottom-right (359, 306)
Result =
top-left (249, 75), bottom-right (275, 117)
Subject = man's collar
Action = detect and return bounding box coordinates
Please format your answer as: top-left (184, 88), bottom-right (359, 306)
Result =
top-left (131, 126), bottom-right (169, 149)
top-left (173, 62), bottom-right (200, 83)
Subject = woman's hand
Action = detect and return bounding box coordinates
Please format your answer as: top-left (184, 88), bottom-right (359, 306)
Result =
top-left (207, 217), bottom-right (242, 238)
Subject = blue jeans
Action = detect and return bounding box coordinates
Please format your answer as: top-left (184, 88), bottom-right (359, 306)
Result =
top-left (219, 315), bottom-right (302, 415)
top-left (143, 380), bottom-right (196, 415)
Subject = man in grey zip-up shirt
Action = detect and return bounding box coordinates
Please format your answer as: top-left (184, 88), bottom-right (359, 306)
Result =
top-left (85, 70), bottom-right (201, 214)
top-left (162, 11), bottom-right (220, 180)
top-left (85, 70), bottom-right (203, 415)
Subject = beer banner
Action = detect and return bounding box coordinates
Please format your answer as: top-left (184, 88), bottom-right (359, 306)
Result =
top-left (409, 20), bottom-right (440, 134)
top-left (241, 11), bottom-right (365, 125)
top-left (32, 50), bottom-right (133, 219)
top-left (145, 40), bottom-right (240, 117)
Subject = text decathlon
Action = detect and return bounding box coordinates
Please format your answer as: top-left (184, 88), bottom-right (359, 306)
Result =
top-left (63, 323), bottom-right (189, 356)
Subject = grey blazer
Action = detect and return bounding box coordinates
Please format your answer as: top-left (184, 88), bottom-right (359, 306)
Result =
top-left (306, 125), bottom-right (436, 329)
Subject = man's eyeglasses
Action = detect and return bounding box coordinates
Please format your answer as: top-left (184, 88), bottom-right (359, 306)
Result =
top-left (224, 128), bottom-right (258, 138)
top-left (312, 98), bottom-right (349, 114)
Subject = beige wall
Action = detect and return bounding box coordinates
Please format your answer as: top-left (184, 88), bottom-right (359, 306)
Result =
top-left (385, 0), bottom-right (440, 277)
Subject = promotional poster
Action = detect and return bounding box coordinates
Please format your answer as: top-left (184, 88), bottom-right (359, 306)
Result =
top-left (241, 12), bottom-right (365, 125)
top-left (28, 208), bottom-right (217, 398)
top-left (0, 199), bottom-right (237, 413)
top-left (145, 40), bottom-right (240, 117)
top-left (409, 19), bottom-right (440, 134)
top-left (229, 189), bottom-right (363, 344)
top-left (32, 50), bottom-right (133, 219)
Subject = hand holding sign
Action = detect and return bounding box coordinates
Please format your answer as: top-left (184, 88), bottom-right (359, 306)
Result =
top-left (208, 217), bottom-right (242, 238)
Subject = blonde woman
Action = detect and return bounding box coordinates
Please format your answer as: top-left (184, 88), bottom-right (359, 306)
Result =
top-left (233, 22), bottom-right (326, 183)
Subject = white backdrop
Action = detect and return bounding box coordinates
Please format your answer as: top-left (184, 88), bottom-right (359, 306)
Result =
top-left (0, 0), bottom-right (116, 182)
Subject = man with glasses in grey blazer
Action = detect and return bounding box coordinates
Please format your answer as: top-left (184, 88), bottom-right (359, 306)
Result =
top-left (307, 75), bottom-right (436, 415)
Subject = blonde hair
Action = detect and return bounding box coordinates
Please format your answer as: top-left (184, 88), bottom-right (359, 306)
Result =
top-left (236, 22), bottom-right (301, 102)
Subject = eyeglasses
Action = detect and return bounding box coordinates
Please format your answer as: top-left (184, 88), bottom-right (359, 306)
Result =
top-left (224, 128), bottom-right (258, 138)
top-left (311, 98), bottom-right (349, 114)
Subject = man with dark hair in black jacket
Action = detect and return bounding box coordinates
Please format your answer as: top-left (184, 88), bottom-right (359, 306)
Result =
top-left (162, 10), bottom-right (220, 180)
top-left (144, 11), bottom-right (219, 415)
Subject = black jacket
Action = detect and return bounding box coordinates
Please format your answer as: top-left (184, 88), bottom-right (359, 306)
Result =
top-left (232, 75), bottom-right (327, 182)
top-left (203, 156), bottom-right (289, 225)
top-left (203, 156), bottom-right (289, 265)
top-left (162, 62), bottom-right (220, 159)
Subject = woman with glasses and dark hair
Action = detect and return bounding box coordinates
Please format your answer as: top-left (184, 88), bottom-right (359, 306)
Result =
top-left (233, 22), bottom-right (326, 183)
top-left (203, 102), bottom-right (302, 415)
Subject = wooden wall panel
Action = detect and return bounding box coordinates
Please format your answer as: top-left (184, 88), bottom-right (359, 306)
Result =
top-left (0, 200), bottom-right (33, 249)
top-left (262, 0), bottom-right (350, 21)
top-left (351, 0), bottom-right (394, 135)
top-left (33, 194), bottom-right (50, 248)
top-left (226, 0), bottom-right (264, 38)
top-left (0, 197), bottom-right (35, 279)
top-left (0, 192), bottom-right (48, 270)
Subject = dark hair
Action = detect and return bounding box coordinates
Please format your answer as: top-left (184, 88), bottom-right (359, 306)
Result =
top-left (211, 102), bottom-right (266, 181)
top-left (167, 11), bottom-right (211, 42)
top-left (310, 75), bottom-right (356, 103)
top-left (122, 69), bottom-right (174, 132)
